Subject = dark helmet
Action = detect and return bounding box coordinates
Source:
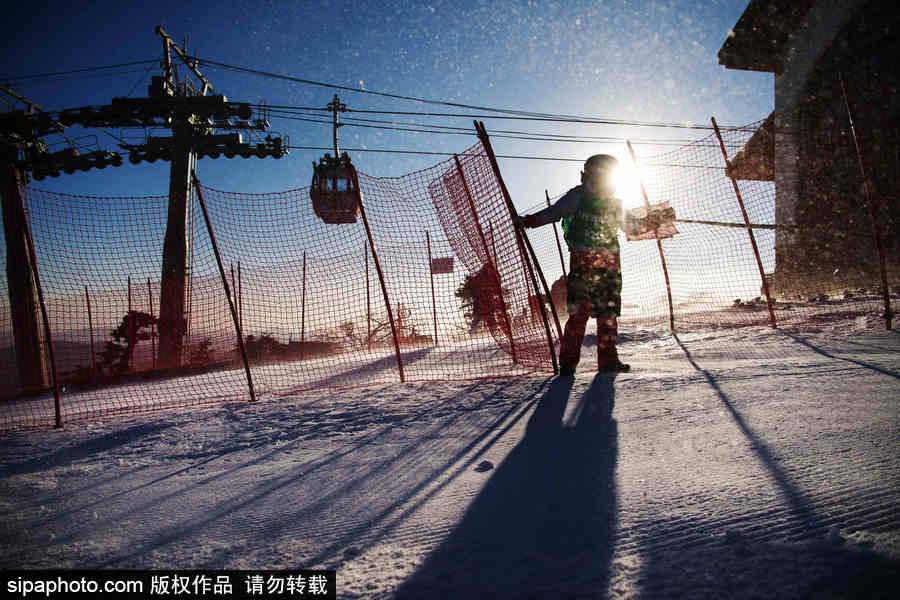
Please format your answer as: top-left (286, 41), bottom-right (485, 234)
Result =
top-left (584, 154), bottom-right (619, 174)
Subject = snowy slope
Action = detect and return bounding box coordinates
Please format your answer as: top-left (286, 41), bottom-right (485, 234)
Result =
top-left (1, 318), bottom-right (898, 599)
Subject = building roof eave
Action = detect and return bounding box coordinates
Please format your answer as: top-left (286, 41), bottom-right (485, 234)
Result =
top-left (718, 0), bottom-right (815, 73)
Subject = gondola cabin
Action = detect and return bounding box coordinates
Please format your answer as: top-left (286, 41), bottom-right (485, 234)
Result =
top-left (310, 152), bottom-right (360, 224)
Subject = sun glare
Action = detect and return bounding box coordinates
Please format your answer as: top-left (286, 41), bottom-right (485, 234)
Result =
top-left (612, 162), bottom-right (646, 210)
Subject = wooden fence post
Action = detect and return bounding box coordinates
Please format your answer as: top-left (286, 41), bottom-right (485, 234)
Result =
top-left (711, 118), bottom-right (777, 329)
top-left (626, 141), bottom-right (676, 331)
top-left (191, 172), bottom-right (257, 401)
top-left (474, 121), bottom-right (559, 373)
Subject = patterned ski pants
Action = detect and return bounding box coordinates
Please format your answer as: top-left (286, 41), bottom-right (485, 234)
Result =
top-left (559, 250), bottom-right (622, 368)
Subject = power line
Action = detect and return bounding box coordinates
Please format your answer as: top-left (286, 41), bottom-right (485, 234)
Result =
top-left (260, 104), bottom-right (724, 147)
top-left (270, 112), bottom-right (729, 148)
top-left (125, 62), bottom-right (158, 98)
top-left (202, 58), bottom-right (740, 131)
top-left (269, 106), bottom-right (696, 141)
top-left (2, 59), bottom-right (160, 83)
top-left (286, 144), bottom-right (726, 168)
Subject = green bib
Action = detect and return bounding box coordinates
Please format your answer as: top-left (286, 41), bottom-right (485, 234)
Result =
top-left (562, 189), bottom-right (621, 251)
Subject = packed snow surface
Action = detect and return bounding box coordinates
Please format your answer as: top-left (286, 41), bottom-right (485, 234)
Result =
top-left (2, 318), bottom-right (898, 599)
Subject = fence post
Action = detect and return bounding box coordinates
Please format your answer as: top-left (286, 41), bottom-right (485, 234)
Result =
top-left (354, 174), bottom-right (405, 382)
top-left (301, 251), bottom-right (306, 361)
top-left (711, 118), bottom-right (777, 329)
top-left (839, 75), bottom-right (892, 330)
top-left (147, 278), bottom-right (156, 370)
top-left (237, 261), bottom-right (243, 334)
top-left (474, 121), bottom-right (559, 374)
top-left (365, 241), bottom-right (371, 352)
top-left (454, 155), bottom-right (518, 364)
top-left (191, 172), bottom-right (257, 402)
top-left (20, 196), bottom-right (62, 427)
top-left (86, 285), bottom-right (96, 376)
top-left (426, 231), bottom-right (439, 347)
top-left (128, 275), bottom-right (134, 372)
top-left (626, 141), bottom-right (676, 332)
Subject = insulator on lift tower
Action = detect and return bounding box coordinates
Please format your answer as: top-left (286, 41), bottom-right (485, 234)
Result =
top-left (310, 152), bottom-right (360, 224)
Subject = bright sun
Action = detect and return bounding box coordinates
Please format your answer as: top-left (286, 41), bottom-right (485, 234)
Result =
top-left (612, 162), bottom-right (646, 210)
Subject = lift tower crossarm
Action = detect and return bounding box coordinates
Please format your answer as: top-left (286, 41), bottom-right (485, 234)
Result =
top-left (156, 26), bottom-right (213, 96)
top-left (0, 85), bottom-right (45, 115)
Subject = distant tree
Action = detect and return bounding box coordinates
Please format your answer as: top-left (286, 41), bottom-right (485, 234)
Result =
top-left (243, 333), bottom-right (282, 362)
top-left (97, 310), bottom-right (157, 375)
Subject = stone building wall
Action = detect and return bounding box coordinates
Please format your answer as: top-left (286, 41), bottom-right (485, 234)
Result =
top-left (770, 0), bottom-right (898, 298)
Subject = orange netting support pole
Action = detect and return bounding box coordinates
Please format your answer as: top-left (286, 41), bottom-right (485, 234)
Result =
top-left (426, 230), bottom-right (438, 347)
top-left (711, 118), bottom-right (777, 329)
top-left (20, 186), bottom-right (63, 427)
top-left (365, 241), bottom-right (371, 352)
top-left (238, 261), bottom-right (244, 334)
top-left (627, 140), bottom-right (676, 331)
top-left (474, 121), bottom-right (559, 374)
top-left (147, 278), bottom-right (156, 370)
top-left (356, 170), bottom-right (405, 382)
top-left (301, 251), bottom-right (307, 361)
top-left (127, 275), bottom-right (134, 372)
top-left (85, 285), bottom-right (96, 376)
top-left (839, 74), bottom-right (893, 330)
top-left (453, 153), bottom-right (518, 364)
top-left (191, 172), bottom-right (257, 402)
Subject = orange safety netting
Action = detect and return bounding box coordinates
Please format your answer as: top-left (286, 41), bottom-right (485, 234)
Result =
top-left (523, 122), bottom-right (896, 332)
top-left (1, 141), bottom-right (554, 429)
top-left (1, 124), bottom-right (896, 430)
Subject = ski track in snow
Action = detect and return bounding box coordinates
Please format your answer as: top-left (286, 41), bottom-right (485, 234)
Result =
top-left (1, 319), bottom-right (899, 599)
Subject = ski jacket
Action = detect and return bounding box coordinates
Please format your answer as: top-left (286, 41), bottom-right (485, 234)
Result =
top-left (530, 185), bottom-right (624, 253)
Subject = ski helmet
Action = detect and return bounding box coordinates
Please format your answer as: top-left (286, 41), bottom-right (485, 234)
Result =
top-left (584, 154), bottom-right (619, 174)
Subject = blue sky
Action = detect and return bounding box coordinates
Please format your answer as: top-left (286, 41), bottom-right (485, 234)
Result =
top-left (2, 0), bottom-right (772, 211)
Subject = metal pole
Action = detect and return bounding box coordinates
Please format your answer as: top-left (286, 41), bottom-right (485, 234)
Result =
top-left (159, 138), bottom-right (193, 369)
top-left (711, 118), bottom-right (777, 329)
top-left (86, 285), bottom-right (96, 376)
top-left (355, 175), bottom-right (405, 382)
top-left (128, 275), bottom-right (134, 372)
top-left (626, 140), bottom-right (676, 331)
top-left (191, 172), bottom-right (257, 401)
top-left (839, 75), bottom-right (892, 330)
top-left (147, 278), bottom-right (156, 370)
top-left (20, 198), bottom-right (62, 427)
top-left (301, 251), bottom-right (306, 360)
top-left (365, 241), bottom-right (371, 352)
top-left (2, 163), bottom-right (46, 393)
top-left (454, 155), bottom-right (517, 364)
top-left (426, 231), bottom-right (438, 347)
top-left (547, 190), bottom-right (567, 277)
top-left (238, 261), bottom-right (243, 334)
top-left (474, 122), bottom-right (559, 374)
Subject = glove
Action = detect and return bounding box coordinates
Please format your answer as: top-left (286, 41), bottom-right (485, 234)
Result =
top-left (518, 214), bottom-right (542, 229)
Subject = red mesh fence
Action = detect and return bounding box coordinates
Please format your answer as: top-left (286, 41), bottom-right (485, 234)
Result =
top-left (1, 120), bottom-right (896, 430)
top-left (523, 121), bottom-right (897, 333)
top-left (0, 141), bottom-right (554, 429)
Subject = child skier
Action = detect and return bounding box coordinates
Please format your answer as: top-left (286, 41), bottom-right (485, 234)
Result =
top-left (519, 154), bottom-right (640, 375)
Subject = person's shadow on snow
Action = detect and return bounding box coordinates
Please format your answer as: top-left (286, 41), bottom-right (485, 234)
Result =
top-left (396, 374), bottom-right (618, 599)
